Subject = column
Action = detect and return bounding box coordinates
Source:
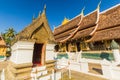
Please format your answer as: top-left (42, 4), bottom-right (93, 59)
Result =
top-left (111, 40), bottom-right (120, 63)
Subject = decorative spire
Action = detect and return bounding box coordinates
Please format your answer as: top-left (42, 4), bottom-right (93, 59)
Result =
top-left (80, 7), bottom-right (85, 16)
top-left (53, 25), bottom-right (56, 30)
top-left (97, 0), bottom-right (101, 10)
top-left (43, 4), bottom-right (46, 13)
top-left (32, 14), bottom-right (35, 20)
top-left (38, 11), bottom-right (41, 17)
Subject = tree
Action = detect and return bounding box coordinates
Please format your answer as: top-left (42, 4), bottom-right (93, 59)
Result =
top-left (1, 27), bottom-right (17, 57)
top-left (2, 27), bottom-right (16, 46)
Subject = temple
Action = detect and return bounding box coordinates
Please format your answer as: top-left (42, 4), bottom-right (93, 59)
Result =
top-left (3, 3), bottom-right (120, 80)
top-left (12, 6), bottom-right (55, 66)
top-left (0, 35), bottom-right (6, 56)
top-left (53, 4), bottom-right (120, 51)
top-left (5, 6), bottom-right (56, 80)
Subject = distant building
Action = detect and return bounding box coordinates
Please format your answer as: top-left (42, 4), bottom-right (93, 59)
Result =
top-left (53, 4), bottom-right (120, 52)
top-left (0, 35), bottom-right (6, 56)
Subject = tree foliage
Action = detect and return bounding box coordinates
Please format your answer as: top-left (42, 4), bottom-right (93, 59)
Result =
top-left (1, 27), bottom-right (17, 46)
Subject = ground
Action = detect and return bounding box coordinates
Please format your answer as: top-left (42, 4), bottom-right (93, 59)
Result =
top-left (0, 61), bottom-right (107, 80)
top-left (0, 61), bottom-right (8, 80)
top-left (60, 70), bottom-right (107, 80)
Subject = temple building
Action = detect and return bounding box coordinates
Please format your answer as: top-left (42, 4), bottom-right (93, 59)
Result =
top-left (5, 6), bottom-right (56, 80)
top-left (0, 35), bottom-right (6, 56)
top-left (53, 4), bottom-right (120, 52)
top-left (11, 6), bottom-right (55, 66)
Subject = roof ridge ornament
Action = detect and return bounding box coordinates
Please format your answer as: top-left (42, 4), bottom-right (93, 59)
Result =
top-left (81, 7), bottom-right (85, 16)
top-left (95, 0), bottom-right (101, 23)
top-left (32, 14), bottom-right (35, 20)
top-left (38, 11), bottom-right (41, 17)
top-left (97, 0), bottom-right (101, 10)
top-left (43, 4), bottom-right (46, 14)
top-left (60, 9), bottom-right (84, 43)
top-left (77, 7), bottom-right (85, 25)
top-left (53, 25), bottom-right (56, 32)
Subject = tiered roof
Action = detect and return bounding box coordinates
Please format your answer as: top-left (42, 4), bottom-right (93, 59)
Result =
top-left (12, 7), bottom-right (55, 44)
top-left (54, 15), bottom-right (82, 42)
top-left (54, 4), bottom-right (120, 43)
top-left (54, 6), bottom-right (99, 42)
top-left (87, 4), bottom-right (120, 42)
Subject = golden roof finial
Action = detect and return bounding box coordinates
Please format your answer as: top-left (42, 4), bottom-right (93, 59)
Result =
top-left (61, 17), bottom-right (69, 25)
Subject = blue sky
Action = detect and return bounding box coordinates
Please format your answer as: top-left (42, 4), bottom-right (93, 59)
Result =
top-left (0, 0), bottom-right (120, 33)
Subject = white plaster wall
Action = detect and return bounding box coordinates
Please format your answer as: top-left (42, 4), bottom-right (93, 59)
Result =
top-left (111, 67), bottom-right (120, 79)
top-left (46, 44), bottom-right (55, 61)
top-left (69, 62), bottom-right (81, 72)
top-left (76, 59), bottom-right (88, 73)
top-left (10, 41), bottom-right (35, 64)
top-left (101, 64), bottom-right (112, 78)
top-left (15, 49), bottom-right (33, 64)
top-left (112, 49), bottom-right (120, 62)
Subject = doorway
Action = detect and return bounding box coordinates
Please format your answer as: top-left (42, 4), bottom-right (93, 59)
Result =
top-left (32, 43), bottom-right (43, 66)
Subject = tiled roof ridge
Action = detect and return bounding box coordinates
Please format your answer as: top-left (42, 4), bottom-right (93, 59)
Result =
top-left (100, 3), bottom-right (120, 14)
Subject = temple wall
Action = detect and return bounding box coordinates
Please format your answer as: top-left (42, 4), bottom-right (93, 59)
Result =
top-left (0, 47), bottom-right (6, 56)
top-left (46, 44), bottom-right (56, 61)
top-left (10, 41), bottom-right (35, 64)
top-left (5, 41), bottom-right (35, 80)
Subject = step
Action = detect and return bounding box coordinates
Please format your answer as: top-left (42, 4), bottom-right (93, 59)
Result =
top-left (46, 64), bottom-right (55, 68)
top-left (45, 60), bottom-right (56, 64)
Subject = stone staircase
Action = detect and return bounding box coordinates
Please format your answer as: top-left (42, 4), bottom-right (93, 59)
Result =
top-left (31, 60), bottom-right (56, 80)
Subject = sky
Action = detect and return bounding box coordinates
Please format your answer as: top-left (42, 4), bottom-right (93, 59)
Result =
top-left (0, 0), bottom-right (120, 33)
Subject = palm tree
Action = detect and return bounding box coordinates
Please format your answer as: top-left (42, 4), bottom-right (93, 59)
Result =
top-left (2, 27), bottom-right (16, 46)
top-left (1, 27), bottom-right (17, 57)
top-left (6, 28), bottom-right (16, 39)
top-left (5, 28), bottom-right (16, 45)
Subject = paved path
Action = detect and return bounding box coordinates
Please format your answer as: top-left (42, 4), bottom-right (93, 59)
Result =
top-left (0, 61), bottom-right (107, 80)
top-left (62, 70), bottom-right (107, 80)
top-left (0, 61), bottom-right (8, 71)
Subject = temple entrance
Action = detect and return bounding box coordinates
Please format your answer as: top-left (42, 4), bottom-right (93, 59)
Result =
top-left (32, 43), bottom-right (43, 66)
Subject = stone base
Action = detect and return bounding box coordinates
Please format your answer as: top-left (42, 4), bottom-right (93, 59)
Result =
top-left (5, 61), bottom-right (32, 80)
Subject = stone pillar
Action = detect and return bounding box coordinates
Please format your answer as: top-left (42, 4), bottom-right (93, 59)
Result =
top-left (111, 40), bottom-right (120, 63)
top-left (10, 41), bottom-right (35, 64)
top-left (45, 44), bottom-right (56, 69)
top-left (45, 44), bottom-right (55, 61)
top-left (101, 59), bottom-right (112, 78)
top-left (80, 58), bottom-right (89, 73)
top-left (76, 51), bottom-right (82, 62)
top-left (112, 49), bottom-right (120, 62)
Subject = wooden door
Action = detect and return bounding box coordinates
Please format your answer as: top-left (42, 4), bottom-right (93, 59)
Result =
top-left (33, 43), bottom-right (43, 66)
